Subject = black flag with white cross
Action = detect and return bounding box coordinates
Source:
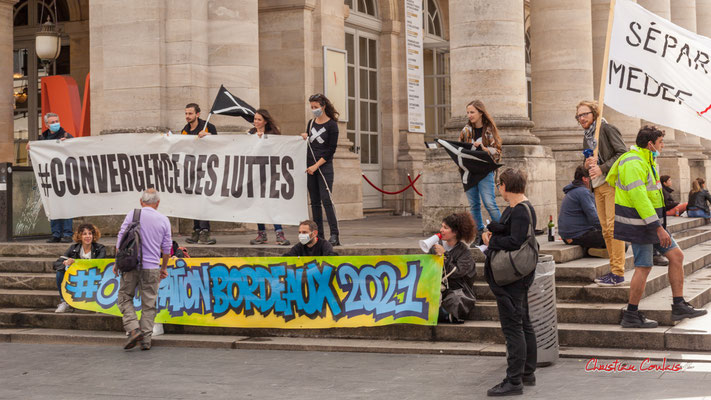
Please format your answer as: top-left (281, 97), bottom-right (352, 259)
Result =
top-left (209, 85), bottom-right (257, 123)
top-left (436, 139), bottom-right (503, 191)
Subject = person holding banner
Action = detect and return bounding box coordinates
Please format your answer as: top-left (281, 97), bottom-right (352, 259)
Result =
top-left (248, 109), bottom-right (290, 246)
top-left (181, 103), bottom-right (218, 245)
top-left (607, 126), bottom-right (707, 328)
top-left (283, 220), bottom-right (338, 257)
top-left (429, 213), bottom-right (477, 323)
top-left (686, 178), bottom-right (711, 219)
top-left (52, 223), bottom-right (106, 313)
top-left (300, 94), bottom-right (340, 246)
top-left (29, 113), bottom-right (75, 243)
top-left (481, 168), bottom-right (537, 396)
top-left (459, 100), bottom-right (502, 245)
top-left (576, 100), bottom-right (628, 287)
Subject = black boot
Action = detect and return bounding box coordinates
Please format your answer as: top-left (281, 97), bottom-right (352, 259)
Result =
top-left (329, 234), bottom-right (340, 246)
top-left (487, 379), bottom-right (523, 397)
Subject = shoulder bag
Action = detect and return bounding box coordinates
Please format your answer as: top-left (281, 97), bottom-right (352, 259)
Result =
top-left (489, 202), bottom-right (539, 286)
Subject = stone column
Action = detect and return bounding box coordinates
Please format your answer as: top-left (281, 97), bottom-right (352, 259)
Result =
top-left (0, 0), bottom-right (16, 163)
top-left (670, 0), bottom-right (711, 184)
top-left (207, 0), bottom-right (260, 133)
top-left (591, 0), bottom-right (641, 143)
top-left (258, 0), bottom-right (363, 221)
top-left (530, 0), bottom-right (594, 207)
top-left (636, 0), bottom-right (691, 201)
top-left (424, 0), bottom-right (557, 232)
top-left (89, 0), bottom-right (168, 134)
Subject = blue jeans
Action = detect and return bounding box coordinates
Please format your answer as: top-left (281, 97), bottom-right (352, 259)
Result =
top-left (631, 233), bottom-right (678, 267)
top-left (50, 219), bottom-right (73, 238)
top-left (465, 172), bottom-right (502, 231)
top-left (257, 224), bottom-right (283, 231)
top-left (687, 209), bottom-right (711, 218)
top-left (56, 268), bottom-right (65, 298)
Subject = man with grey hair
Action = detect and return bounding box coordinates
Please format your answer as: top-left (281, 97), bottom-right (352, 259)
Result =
top-left (30, 113), bottom-right (75, 242)
top-left (114, 188), bottom-right (172, 350)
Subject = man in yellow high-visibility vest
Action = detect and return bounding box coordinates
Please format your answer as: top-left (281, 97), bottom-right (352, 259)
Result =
top-left (606, 125), bottom-right (707, 328)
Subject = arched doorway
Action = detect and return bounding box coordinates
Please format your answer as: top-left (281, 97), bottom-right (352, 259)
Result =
top-left (12, 0), bottom-right (73, 165)
top-left (423, 0), bottom-right (450, 140)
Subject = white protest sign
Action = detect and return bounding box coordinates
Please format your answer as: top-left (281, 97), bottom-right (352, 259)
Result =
top-left (605, 0), bottom-right (711, 139)
top-left (29, 134), bottom-right (308, 225)
top-left (405, 0), bottom-right (426, 133)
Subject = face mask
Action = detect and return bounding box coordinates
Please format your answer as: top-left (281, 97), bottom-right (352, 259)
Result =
top-left (49, 123), bottom-right (60, 133)
top-left (298, 233), bottom-right (312, 245)
top-left (649, 143), bottom-right (660, 158)
top-left (311, 108), bottom-right (323, 118)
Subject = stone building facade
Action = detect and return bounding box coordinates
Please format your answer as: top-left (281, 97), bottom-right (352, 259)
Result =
top-left (2, 0), bottom-right (708, 233)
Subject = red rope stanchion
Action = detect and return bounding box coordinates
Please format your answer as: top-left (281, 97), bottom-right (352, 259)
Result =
top-left (407, 174), bottom-right (423, 197)
top-left (362, 173), bottom-right (422, 196)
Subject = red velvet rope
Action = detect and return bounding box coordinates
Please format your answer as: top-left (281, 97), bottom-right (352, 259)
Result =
top-left (361, 173), bottom-right (423, 196)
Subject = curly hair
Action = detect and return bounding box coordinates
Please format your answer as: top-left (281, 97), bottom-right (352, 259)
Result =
top-left (575, 100), bottom-right (600, 122)
top-left (73, 223), bottom-right (101, 243)
top-left (442, 213), bottom-right (477, 243)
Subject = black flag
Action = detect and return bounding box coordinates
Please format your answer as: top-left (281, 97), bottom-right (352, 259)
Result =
top-left (209, 85), bottom-right (257, 123)
top-left (436, 139), bottom-right (503, 191)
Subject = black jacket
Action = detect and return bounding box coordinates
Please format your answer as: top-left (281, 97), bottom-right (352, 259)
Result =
top-left (430, 241), bottom-right (476, 292)
top-left (40, 127), bottom-right (73, 141)
top-left (54, 242), bottom-right (107, 270)
top-left (283, 239), bottom-right (338, 257)
top-left (485, 201), bottom-right (537, 288)
top-left (182, 118), bottom-right (217, 135)
top-left (688, 189), bottom-right (711, 213)
top-left (662, 185), bottom-right (679, 211)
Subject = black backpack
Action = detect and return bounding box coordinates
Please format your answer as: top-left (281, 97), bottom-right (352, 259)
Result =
top-left (115, 209), bottom-right (142, 272)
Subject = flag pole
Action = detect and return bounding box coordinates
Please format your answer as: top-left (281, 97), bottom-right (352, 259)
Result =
top-left (203, 112), bottom-right (213, 133)
top-left (592, 0), bottom-right (616, 160)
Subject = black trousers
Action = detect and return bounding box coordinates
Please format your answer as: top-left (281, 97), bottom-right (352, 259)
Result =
top-left (488, 273), bottom-right (537, 384)
top-left (568, 228), bottom-right (606, 250)
top-left (307, 162), bottom-right (339, 238)
top-left (193, 220), bottom-right (210, 231)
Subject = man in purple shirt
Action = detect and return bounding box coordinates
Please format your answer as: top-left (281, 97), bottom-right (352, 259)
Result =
top-left (114, 188), bottom-right (172, 350)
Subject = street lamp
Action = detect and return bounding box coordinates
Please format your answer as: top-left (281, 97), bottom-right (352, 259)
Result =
top-left (35, 17), bottom-right (61, 63)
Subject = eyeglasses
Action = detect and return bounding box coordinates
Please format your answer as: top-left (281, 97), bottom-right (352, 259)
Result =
top-left (575, 111), bottom-right (593, 120)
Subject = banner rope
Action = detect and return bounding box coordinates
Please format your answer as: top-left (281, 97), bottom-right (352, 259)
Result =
top-left (361, 173), bottom-right (422, 196)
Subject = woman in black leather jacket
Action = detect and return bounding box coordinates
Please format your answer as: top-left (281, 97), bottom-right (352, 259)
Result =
top-left (53, 223), bottom-right (106, 313)
top-left (430, 213), bottom-right (476, 323)
top-left (687, 178), bottom-right (711, 218)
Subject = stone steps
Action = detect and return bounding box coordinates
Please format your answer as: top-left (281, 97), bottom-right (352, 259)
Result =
top-left (537, 216), bottom-right (707, 263)
top-left (472, 240), bottom-right (711, 303)
top-left (1, 303), bottom-right (709, 351)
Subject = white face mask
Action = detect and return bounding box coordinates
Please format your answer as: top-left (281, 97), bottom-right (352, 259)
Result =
top-left (298, 233), bottom-right (312, 245)
top-left (311, 108), bottom-right (323, 118)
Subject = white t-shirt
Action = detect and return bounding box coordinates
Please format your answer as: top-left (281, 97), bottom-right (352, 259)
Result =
top-left (80, 246), bottom-right (91, 259)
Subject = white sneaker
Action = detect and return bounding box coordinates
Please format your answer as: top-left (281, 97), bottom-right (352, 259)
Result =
top-left (152, 323), bottom-right (164, 336)
top-left (54, 301), bottom-right (70, 313)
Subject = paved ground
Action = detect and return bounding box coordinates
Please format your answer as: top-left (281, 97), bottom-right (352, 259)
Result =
top-left (0, 343), bottom-right (709, 400)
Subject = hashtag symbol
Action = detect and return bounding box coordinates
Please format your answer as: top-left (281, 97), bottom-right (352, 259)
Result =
top-left (66, 269), bottom-right (101, 299)
top-left (37, 163), bottom-right (52, 197)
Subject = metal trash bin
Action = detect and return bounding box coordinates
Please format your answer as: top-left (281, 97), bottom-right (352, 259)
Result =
top-left (528, 254), bottom-right (559, 366)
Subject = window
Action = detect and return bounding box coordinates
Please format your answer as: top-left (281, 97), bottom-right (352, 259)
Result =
top-left (345, 31), bottom-right (379, 164)
top-left (345, 0), bottom-right (377, 17)
top-left (424, 49), bottom-right (450, 139)
top-left (423, 0), bottom-right (443, 38)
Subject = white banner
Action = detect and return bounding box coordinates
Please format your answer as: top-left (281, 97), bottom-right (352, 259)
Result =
top-left (405, 0), bottom-right (425, 133)
top-left (28, 134), bottom-right (308, 225)
top-left (606, 0), bottom-right (711, 139)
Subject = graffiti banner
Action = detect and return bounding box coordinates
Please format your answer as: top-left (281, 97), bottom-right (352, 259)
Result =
top-left (28, 134), bottom-right (308, 224)
top-left (62, 255), bottom-right (443, 329)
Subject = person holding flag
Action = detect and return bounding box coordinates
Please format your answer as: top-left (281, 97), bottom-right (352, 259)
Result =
top-left (607, 125), bottom-right (707, 328)
top-left (459, 100), bottom-right (503, 245)
top-left (300, 94), bottom-right (340, 246)
top-left (181, 103), bottom-right (218, 245)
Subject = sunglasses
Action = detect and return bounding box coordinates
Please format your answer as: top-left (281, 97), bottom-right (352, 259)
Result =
top-left (309, 93), bottom-right (324, 102)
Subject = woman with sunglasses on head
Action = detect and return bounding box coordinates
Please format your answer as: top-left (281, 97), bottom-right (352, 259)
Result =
top-left (300, 94), bottom-right (340, 246)
top-left (248, 109), bottom-right (291, 246)
top-left (575, 100), bottom-right (628, 287)
top-left (459, 100), bottom-right (503, 245)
